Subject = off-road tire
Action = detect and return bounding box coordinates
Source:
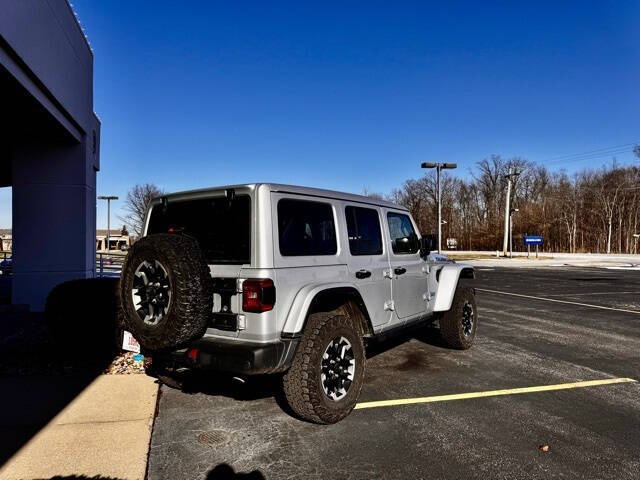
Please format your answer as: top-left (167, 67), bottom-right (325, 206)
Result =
top-left (439, 286), bottom-right (477, 350)
top-left (120, 234), bottom-right (212, 352)
top-left (282, 310), bottom-right (366, 424)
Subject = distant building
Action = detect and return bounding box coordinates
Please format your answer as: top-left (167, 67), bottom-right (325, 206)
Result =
top-left (1, 235), bottom-right (12, 252)
top-left (96, 230), bottom-right (130, 252)
top-left (0, 230), bottom-right (128, 254)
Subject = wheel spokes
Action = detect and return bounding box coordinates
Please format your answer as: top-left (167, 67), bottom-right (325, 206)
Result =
top-left (321, 336), bottom-right (356, 401)
top-left (132, 260), bottom-right (172, 325)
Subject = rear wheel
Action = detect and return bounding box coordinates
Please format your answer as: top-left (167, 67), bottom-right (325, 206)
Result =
top-left (120, 234), bottom-right (212, 352)
top-left (282, 310), bottom-right (366, 424)
top-left (439, 286), bottom-right (477, 349)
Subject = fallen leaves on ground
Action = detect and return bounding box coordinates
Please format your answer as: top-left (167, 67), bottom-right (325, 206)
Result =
top-left (104, 351), bottom-right (147, 374)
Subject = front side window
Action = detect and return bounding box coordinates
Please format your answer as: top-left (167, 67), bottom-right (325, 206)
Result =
top-left (387, 212), bottom-right (419, 254)
top-left (345, 206), bottom-right (383, 256)
top-left (278, 199), bottom-right (337, 256)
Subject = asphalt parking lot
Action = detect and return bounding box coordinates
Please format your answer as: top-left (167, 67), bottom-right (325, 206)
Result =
top-left (147, 266), bottom-right (640, 480)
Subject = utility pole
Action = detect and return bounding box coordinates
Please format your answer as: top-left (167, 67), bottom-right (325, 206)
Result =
top-left (502, 168), bottom-right (520, 256)
top-left (422, 162), bottom-right (457, 253)
top-left (98, 195), bottom-right (118, 251)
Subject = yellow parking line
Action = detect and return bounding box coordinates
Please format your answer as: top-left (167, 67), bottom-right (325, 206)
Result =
top-left (354, 377), bottom-right (637, 410)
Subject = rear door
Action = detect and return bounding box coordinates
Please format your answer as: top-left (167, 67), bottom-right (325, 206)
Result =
top-left (384, 210), bottom-right (428, 320)
top-left (343, 204), bottom-right (392, 329)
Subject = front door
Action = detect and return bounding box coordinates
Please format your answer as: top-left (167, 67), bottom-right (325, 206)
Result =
top-left (384, 210), bottom-right (427, 320)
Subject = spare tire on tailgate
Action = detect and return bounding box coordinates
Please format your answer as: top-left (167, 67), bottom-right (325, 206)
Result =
top-left (120, 233), bottom-right (212, 351)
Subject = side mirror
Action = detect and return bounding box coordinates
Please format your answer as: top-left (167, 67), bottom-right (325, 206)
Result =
top-left (394, 234), bottom-right (420, 254)
top-left (420, 235), bottom-right (436, 258)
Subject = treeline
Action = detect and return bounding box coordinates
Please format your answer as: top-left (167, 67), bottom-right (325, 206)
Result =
top-left (384, 153), bottom-right (640, 254)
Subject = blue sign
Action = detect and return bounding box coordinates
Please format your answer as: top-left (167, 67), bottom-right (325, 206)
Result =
top-left (524, 235), bottom-right (543, 245)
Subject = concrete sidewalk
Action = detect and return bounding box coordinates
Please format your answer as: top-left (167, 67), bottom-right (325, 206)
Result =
top-left (0, 374), bottom-right (158, 480)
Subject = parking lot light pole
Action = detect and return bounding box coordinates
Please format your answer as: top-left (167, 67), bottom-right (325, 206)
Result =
top-left (98, 195), bottom-right (119, 251)
top-left (421, 162), bottom-right (457, 253)
top-left (509, 208), bottom-right (519, 258)
top-left (503, 168), bottom-right (520, 256)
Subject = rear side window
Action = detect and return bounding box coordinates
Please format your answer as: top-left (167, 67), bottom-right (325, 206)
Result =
top-left (387, 212), bottom-right (419, 254)
top-left (345, 206), bottom-right (383, 256)
top-left (147, 195), bottom-right (251, 264)
top-left (278, 199), bottom-right (337, 256)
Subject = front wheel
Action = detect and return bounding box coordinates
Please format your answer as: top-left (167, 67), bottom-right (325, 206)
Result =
top-left (282, 310), bottom-right (366, 424)
top-left (439, 286), bottom-right (477, 350)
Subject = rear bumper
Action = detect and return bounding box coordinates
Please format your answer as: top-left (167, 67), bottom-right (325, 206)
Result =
top-left (153, 336), bottom-right (299, 375)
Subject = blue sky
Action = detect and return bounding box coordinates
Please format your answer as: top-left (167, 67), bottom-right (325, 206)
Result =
top-left (2, 1), bottom-right (639, 227)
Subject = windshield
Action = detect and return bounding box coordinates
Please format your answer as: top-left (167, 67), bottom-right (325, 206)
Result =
top-left (147, 194), bottom-right (251, 265)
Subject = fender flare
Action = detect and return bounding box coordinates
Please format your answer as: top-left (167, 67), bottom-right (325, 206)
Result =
top-left (281, 282), bottom-right (371, 335)
top-left (433, 264), bottom-right (474, 312)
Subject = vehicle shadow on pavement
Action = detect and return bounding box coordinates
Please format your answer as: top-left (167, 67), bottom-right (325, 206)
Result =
top-left (0, 279), bottom-right (122, 468)
top-left (157, 322), bottom-right (450, 421)
top-left (365, 323), bottom-right (450, 359)
top-left (173, 370), bottom-right (282, 401)
top-left (159, 369), bottom-right (302, 420)
top-left (206, 463), bottom-right (265, 479)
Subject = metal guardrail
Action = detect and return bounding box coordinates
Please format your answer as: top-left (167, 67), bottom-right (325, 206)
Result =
top-left (0, 251), bottom-right (125, 278)
top-left (96, 251), bottom-right (126, 278)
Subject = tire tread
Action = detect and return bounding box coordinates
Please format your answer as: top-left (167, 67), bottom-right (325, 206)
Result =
top-left (283, 310), bottom-right (365, 424)
top-left (439, 286), bottom-right (476, 350)
top-left (120, 234), bottom-right (212, 351)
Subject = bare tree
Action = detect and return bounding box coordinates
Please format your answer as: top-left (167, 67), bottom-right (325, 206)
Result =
top-left (120, 183), bottom-right (165, 238)
top-left (362, 187), bottom-right (385, 201)
top-left (555, 173), bottom-right (580, 253)
top-left (593, 167), bottom-right (625, 254)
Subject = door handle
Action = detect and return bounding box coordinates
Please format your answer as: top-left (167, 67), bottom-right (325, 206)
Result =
top-left (355, 269), bottom-right (372, 279)
top-left (394, 267), bottom-right (407, 275)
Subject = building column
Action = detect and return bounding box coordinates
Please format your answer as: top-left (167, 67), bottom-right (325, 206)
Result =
top-left (11, 134), bottom-right (97, 311)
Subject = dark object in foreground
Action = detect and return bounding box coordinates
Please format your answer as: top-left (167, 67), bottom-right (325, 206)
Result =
top-left (45, 277), bottom-right (123, 358)
top-left (207, 463), bottom-right (265, 480)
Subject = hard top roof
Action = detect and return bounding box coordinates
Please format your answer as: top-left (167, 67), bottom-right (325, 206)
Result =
top-left (157, 183), bottom-right (407, 211)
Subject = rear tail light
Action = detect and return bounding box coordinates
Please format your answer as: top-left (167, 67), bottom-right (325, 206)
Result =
top-left (242, 278), bottom-right (276, 313)
top-left (187, 348), bottom-right (199, 363)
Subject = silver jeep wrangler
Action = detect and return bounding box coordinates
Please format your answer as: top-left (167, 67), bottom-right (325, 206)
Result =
top-left (120, 183), bottom-right (477, 423)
